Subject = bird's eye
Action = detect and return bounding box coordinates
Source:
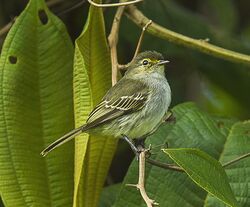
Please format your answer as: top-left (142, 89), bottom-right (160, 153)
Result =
top-left (142, 59), bottom-right (149, 65)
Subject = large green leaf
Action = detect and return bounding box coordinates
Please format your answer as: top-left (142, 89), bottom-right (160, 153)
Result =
top-left (163, 148), bottom-right (238, 207)
top-left (205, 121), bottom-right (250, 207)
top-left (73, 2), bottom-right (117, 207)
top-left (113, 103), bottom-right (250, 206)
top-left (0, 0), bottom-right (74, 206)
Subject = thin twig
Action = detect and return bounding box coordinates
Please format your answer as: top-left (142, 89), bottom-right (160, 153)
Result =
top-left (119, 20), bottom-right (152, 70)
top-left (147, 158), bottom-right (184, 172)
top-left (57, 0), bottom-right (85, 16)
top-left (46, 0), bottom-right (65, 7)
top-left (108, 4), bottom-right (126, 85)
top-left (0, 18), bottom-right (16, 37)
top-left (146, 152), bottom-right (250, 173)
top-left (132, 20), bottom-right (152, 60)
top-left (87, 0), bottom-right (142, 8)
top-left (125, 5), bottom-right (250, 66)
top-left (127, 148), bottom-right (159, 207)
top-left (222, 152), bottom-right (250, 168)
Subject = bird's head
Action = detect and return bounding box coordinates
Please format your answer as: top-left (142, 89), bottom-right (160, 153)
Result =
top-left (125, 51), bottom-right (169, 77)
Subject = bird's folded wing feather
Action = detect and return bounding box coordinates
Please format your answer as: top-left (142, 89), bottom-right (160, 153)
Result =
top-left (85, 78), bottom-right (149, 129)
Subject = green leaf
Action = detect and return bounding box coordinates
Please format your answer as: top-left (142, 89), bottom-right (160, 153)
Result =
top-left (113, 103), bottom-right (250, 207)
top-left (163, 148), bottom-right (238, 207)
top-left (205, 121), bottom-right (250, 207)
top-left (0, 0), bottom-right (74, 206)
top-left (73, 2), bottom-right (117, 207)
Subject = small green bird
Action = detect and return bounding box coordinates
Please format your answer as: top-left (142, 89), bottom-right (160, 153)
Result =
top-left (41, 51), bottom-right (171, 156)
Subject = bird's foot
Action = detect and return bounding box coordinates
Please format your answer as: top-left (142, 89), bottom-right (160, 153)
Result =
top-left (121, 134), bottom-right (150, 160)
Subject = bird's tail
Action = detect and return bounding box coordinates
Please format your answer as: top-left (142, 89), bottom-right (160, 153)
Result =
top-left (41, 125), bottom-right (86, 157)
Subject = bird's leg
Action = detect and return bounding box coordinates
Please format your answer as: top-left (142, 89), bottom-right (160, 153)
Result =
top-left (121, 134), bottom-right (141, 158)
top-left (121, 134), bottom-right (150, 160)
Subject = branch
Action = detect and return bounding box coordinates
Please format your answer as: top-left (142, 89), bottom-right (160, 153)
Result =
top-left (87, 0), bottom-right (142, 8)
top-left (107, 0), bottom-right (145, 85)
top-left (127, 148), bottom-right (159, 207)
top-left (125, 5), bottom-right (250, 66)
top-left (108, 6), bottom-right (126, 85)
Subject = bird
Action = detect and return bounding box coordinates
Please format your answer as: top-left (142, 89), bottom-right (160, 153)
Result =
top-left (41, 51), bottom-right (171, 157)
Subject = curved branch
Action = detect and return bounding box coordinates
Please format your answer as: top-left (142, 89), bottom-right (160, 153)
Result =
top-left (87, 0), bottom-right (143, 8)
top-left (126, 5), bottom-right (250, 66)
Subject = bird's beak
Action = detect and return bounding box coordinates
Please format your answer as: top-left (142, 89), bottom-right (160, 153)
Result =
top-left (157, 60), bottom-right (170, 65)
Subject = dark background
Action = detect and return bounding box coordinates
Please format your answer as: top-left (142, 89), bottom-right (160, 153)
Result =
top-left (0, 0), bottom-right (250, 201)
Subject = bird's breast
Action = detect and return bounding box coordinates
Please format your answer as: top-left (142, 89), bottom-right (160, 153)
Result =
top-left (124, 75), bottom-right (171, 138)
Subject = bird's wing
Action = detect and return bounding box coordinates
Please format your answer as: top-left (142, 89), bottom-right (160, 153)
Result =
top-left (85, 78), bottom-right (149, 129)
top-left (40, 79), bottom-right (148, 156)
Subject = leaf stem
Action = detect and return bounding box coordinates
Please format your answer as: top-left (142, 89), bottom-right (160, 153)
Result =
top-left (222, 152), bottom-right (250, 168)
